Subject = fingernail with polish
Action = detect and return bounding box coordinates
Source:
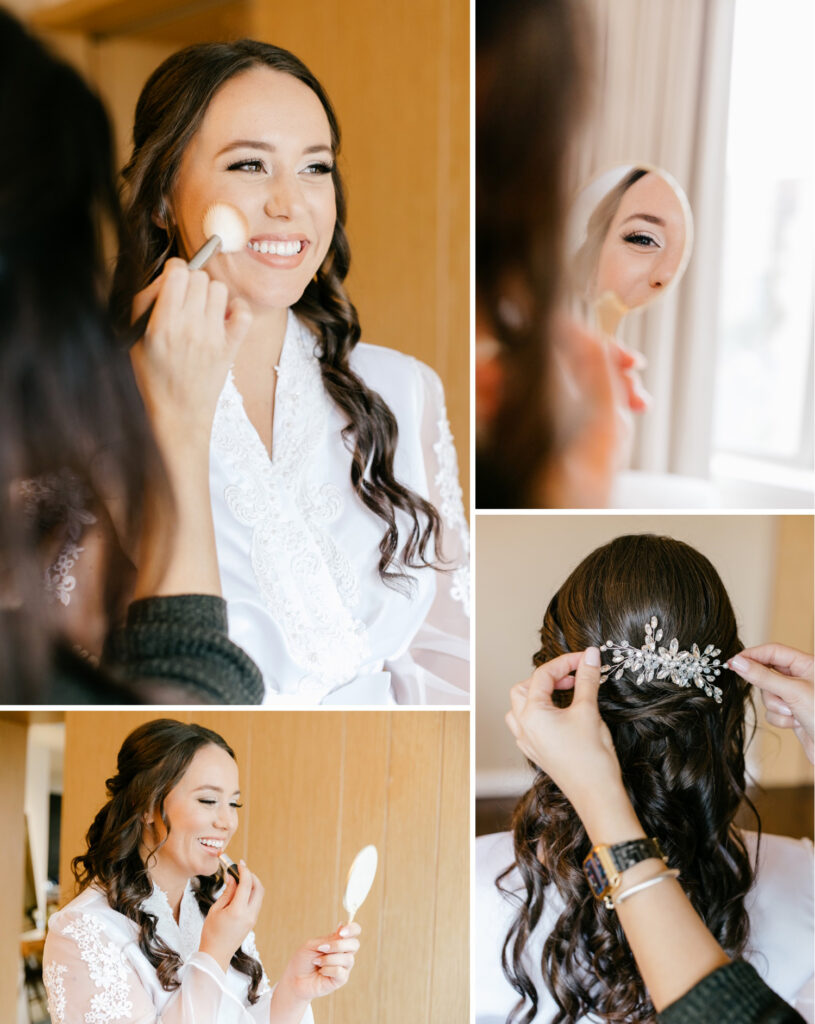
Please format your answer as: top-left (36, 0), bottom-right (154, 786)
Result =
top-left (584, 646), bottom-right (600, 667)
top-left (728, 655), bottom-right (748, 672)
top-left (318, 944), bottom-right (331, 952)
top-left (339, 927), bottom-right (350, 938)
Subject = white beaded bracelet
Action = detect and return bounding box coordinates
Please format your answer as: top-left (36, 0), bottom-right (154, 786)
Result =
top-left (614, 868), bottom-right (680, 906)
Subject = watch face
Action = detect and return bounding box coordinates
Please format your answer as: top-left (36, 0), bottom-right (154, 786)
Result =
top-left (583, 852), bottom-right (609, 897)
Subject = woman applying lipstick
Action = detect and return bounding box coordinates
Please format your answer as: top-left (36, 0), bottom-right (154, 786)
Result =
top-left (109, 40), bottom-right (469, 706)
top-left (43, 719), bottom-right (361, 1022)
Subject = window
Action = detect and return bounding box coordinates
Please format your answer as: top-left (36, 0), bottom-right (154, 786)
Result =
top-left (711, 0), bottom-right (813, 494)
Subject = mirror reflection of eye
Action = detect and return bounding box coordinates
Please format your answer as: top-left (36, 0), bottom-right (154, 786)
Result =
top-left (622, 231), bottom-right (662, 249)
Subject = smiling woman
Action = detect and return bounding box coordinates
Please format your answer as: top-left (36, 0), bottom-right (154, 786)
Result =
top-left (103, 40), bottom-right (469, 706)
top-left (42, 719), bottom-right (361, 1023)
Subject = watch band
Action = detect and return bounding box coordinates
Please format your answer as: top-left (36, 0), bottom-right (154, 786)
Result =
top-left (583, 837), bottom-right (666, 908)
top-left (608, 838), bottom-right (664, 873)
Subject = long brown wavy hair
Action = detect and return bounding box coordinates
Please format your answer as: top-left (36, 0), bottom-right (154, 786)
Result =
top-left (501, 535), bottom-right (759, 1023)
top-left (72, 719), bottom-right (263, 1002)
top-left (110, 40), bottom-right (441, 587)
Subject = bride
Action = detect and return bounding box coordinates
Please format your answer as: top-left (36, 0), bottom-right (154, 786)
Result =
top-left (476, 534), bottom-right (813, 1022)
top-left (43, 719), bottom-right (360, 1022)
top-left (103, 39), bottom-right (469, 706)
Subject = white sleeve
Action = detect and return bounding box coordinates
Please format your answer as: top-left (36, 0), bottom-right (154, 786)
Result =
top-left (387, 362), bottom-right (470, 704)
top-left (43, 911), bottom-right (314, 1024)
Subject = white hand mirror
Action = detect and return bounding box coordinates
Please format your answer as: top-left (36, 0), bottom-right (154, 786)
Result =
top-left (342, 844), bottom-right (378, 924)
top-left (567, 163), bottom-right (693, 334)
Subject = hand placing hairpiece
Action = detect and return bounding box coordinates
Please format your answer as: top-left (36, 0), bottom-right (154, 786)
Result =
top-left (600, 615), bottom-right (723, 703)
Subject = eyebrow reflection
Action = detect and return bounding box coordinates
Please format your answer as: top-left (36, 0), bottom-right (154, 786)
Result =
top-left (621, 213), bottom-right (666, 227)
top-left (216, 139), bottom-right (332, 157)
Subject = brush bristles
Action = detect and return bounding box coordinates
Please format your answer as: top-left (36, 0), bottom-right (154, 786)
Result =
top-left (202, 203), bottom-right (250, 253)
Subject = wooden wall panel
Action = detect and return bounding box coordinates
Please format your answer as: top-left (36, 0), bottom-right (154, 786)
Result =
top-left (0, 719), bottom-right (28, 1013)
top-left (430, 712), bottom-right (470, 1021)
top-left (58, 710), bottom-right (468, 1024)
top-left (378, 712), bottom-right (443, 1023)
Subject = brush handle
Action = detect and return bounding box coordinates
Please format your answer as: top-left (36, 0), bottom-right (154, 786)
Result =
top-left (188, 234), bottom-right (222, 270)
top-left (122, 235), bottom-right (222, 347)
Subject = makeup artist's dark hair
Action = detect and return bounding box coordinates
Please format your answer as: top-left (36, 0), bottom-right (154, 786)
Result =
top-left (570, 168), bottom-right (648, 298)
top-left (501, 535), bottom-right (759, 1023)
top-left (0, 10), bottom-right (163, 698)
top-left (73, 719), bottom-right (263, 1002)
top-left (476, 0), bottom-right (591, 507)
top-left (110, 39), bottom-right (441, 587)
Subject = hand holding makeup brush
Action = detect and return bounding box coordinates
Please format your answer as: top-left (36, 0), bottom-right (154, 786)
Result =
top-left (129, 257), bottom-right (251, 599)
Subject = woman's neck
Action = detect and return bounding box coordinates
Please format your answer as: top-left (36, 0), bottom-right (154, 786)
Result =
top-left (239, 303), bottom-right (289, 368)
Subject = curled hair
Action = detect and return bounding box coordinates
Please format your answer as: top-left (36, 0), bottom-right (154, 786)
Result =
top-left (72, 719), bottom-right (263, 1002)
top-left (501, 535), bottom-right (759, 1023)
top-left (570, 168), bottom-right (647, 298)
top-left (109, 40), bottom-right (441, 586)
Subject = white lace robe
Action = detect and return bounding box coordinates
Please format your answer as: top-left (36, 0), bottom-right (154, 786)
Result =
top-left (475, 830), bottom-right (815, 1023)
top-left (210, 311), bottom-right (470, 705)
top-left (42, 882), bottom-right (313, 1024)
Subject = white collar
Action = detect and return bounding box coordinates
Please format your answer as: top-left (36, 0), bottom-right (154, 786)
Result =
top-left (140, 879), bottom-right (204, 962)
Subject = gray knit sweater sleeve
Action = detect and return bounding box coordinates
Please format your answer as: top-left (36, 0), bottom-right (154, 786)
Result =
top-left (102, 594), bottom-right (263, 704)
top-left (658, 961), bottom-right (806, 1024)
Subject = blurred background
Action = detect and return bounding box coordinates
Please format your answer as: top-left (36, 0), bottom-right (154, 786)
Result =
top-left (4, 0), bottom-right (469, 501)
top-left (1, 709), bottom-right (468, 1024)
top-left (476, 514), bottom-right (814, 836)
top-left (569, 0), bottom-right (813, 507)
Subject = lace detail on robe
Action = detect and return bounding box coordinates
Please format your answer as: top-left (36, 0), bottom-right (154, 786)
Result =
top-left (428, 371), bottom-right (470, 616)
top-left (61, 913), bottom-right (133, 1023)
top-left (212, 317), bottom-right (370, 696)
top-left (18, 468), bottom-right (97, 606)
top-left (43, 961), bottom-right (67, 1023)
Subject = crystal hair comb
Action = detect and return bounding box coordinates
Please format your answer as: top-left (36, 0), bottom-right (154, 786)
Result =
top-left (599, 616), bottom-right (723, 703)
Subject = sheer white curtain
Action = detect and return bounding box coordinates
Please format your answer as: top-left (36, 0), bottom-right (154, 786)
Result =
top-left (572, 0), bottom-right (736, 476)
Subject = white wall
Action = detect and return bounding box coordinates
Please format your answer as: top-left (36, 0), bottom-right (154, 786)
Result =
top-left (476, 514), bottom-right (812, 793)
top-left (25, 723), bottom-right (65, 927)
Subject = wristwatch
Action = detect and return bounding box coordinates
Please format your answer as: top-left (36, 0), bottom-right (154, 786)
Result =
top-left (583, 838), bottom-right (666, 908)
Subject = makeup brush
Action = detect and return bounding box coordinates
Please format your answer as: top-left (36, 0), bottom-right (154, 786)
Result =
top-left (594, 289), bottom-right (629, 336)
top-left (124, 202), bottom-right (250, 347)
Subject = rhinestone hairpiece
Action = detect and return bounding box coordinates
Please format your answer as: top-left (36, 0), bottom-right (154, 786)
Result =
top-left (599, 616), bottom-right (723, 704)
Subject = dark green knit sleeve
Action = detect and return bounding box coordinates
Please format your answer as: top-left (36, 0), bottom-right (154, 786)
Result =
top-left (658, 961), bottom-right (806, 1024)
top-left (102, 594), bottom-right (264, 704)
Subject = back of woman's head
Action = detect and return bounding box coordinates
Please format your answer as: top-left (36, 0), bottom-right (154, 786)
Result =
top-left (0, 11), bottom-right (161, 696)
top-left (503, 535), bottom-right (757, 1024)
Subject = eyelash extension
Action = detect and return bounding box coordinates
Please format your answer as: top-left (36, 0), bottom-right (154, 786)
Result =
top-left (227, 159), bottom-right (265, 173)
top-left (231, 802), bottom-right (244, 809)
top-left (226, 159), bottom-right (334, 175)
top-left (622, 231), bottom-right (661, 248)
top-left (197, 798), bottom-right (243, 808)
